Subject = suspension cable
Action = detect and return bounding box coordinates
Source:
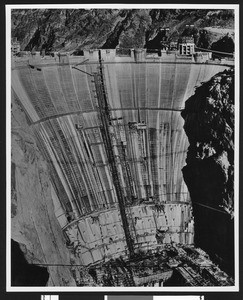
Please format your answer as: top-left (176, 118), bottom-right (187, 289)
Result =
top-left (195, 46), bottom-right (234, 56)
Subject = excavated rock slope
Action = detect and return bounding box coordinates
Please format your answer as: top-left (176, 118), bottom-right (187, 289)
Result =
top-left (11, 91), bottom-right (76, 286)
top-left (181, 68), bottom-right (234, 275)
top-left (11, 9), bottom-right (234, 51)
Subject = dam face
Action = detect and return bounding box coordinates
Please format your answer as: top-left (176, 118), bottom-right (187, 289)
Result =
top-left (11, 49), bottom-right (231, 267)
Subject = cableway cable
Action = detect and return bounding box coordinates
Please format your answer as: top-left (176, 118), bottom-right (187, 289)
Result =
top-left (193, 201), bottom-right (232, 215)
top-left (195, 46), bottom-right (234, 56)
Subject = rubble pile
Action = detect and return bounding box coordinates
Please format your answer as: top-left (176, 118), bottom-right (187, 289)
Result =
top-left (75, 244), bottom-right (234, 286)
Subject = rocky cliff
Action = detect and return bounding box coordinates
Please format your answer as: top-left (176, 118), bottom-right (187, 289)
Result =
top-left (181, 68), bottom-right (234, 275)
top-left (11, 9), bottom-right (234, 51)
top-left (11, 90), bottom-right (77, 286)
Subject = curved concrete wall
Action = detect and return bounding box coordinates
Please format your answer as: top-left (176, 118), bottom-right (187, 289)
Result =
top-left (64, 203), bottom-right (193, 266)
top-left (11, 51), bottom-right (231, 265)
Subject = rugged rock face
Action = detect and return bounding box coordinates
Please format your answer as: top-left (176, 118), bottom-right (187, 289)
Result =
top-left (11, 9), bottom-right (234, 51)
top-left (181, 68), bottom-right (234, 275)
top-left (211, 34), bottom-right (235, 58)
top-left (11, 91), bottom-right (77, 286)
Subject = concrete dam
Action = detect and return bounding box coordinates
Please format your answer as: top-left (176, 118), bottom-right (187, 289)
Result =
top-left (11, 48), bottom-right (234, 286)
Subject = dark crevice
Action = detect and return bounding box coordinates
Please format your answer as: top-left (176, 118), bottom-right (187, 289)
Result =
top-left (24, 28), bottom-right (41, 51)
top-left (144, 29), bottom-right (168, 49)
top-left (101, 10), bottom-right (134, 49)
top-left (101, 21), bottom-right (124, 49)
top-left (11, 239), bottom-right (49, 286)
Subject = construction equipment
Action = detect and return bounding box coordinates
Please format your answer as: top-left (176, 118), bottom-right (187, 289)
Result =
top-left (90, 50), bottom-right (135, 257)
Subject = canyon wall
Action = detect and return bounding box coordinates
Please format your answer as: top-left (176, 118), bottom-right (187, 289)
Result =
top-left (11, 90), bottom-right (76, 286)
top-left (181, 68), bottom-right (234, 275)
top-left (11, 9), bottom-right (234, 51)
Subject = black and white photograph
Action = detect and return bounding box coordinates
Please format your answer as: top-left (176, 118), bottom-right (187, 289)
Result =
top-left (6, 4), bottom-right (239, 291)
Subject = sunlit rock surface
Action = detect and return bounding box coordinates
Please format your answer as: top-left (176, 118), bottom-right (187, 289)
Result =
top-left (11, 93), bottom-right (76, 286)
top-left (11, 9), bottom-right (234, 51)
